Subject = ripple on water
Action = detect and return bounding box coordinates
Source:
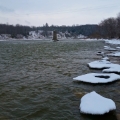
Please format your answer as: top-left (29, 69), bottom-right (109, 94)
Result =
top-left (0, 40), bottom-right (119, 120)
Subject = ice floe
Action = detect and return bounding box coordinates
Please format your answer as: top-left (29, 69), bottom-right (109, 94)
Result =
top-left (73, 73), bottom-right (120, 83)
top-left (102, 57), bottom-right (109, 61)
top-left (107, 52), bottom-right (120, 57)
top-left (103, 64), bottom-right (120, 73)
top-left (80, 91), bottom-right (116, 115)
top-left (88, 60), bottom-right (120, 73)
top-left (88, 60), bottom-right (111, 69)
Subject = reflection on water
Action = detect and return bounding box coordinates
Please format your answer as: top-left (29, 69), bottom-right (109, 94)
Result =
top-left (0, 40), bottom-right (119, 120)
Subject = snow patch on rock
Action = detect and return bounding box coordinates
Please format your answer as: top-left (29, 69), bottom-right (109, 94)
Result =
top-left (107, 52), bottom-right (120, 57)
top-left (102, 57), bottom-right (109, 61)
top-left (80, 91), bottom-right (116, 115)
top-left (88, 60), bottom-right (111, 69)
top-left (73, 73), bottom-right (120, 83)
top-left (116, 47), bottom-right (120, 49)
top-left (105, 40), bottom-right (120, 45)
top-left (96, 51), bottom-right (104, 56)
top-left (88, 60), bottom-right (120, 73)
top-left (104, 46), bottom-right (117, 51)
top-left (103, 64), bottom-right (120, 73)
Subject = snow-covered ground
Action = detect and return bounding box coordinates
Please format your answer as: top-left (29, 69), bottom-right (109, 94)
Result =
top-left (0, 31), bottom-right (88, 40)
top-left (116, 47), bottom-right (120, 49)
top-left (80, 91), bottom-right (116, 115)
top-left (105, 39), bottom-right (120, 45)
top-left (77, 34), bottom-right (87, 39)
top-left (104, 46), bottom-right (117, 51)
top-left (0, 39), bottom-right (6, 41)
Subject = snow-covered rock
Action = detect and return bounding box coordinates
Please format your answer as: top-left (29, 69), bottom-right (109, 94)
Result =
top-left (73, 73), bottom-right (120, 83)
top-left (88, 60), bottom-right (111, 69)
top-left (80, 91), bottom-right (116, 115)
top-left (96, 51), bottom-right (104, 56)
top-left (105, 40), bottom-right (120, 45)
top-left (77, 34), bottom-right (87, 39)
top-left (104, 46), bottom-right (117, 51)
top-left (107, 52), bottom-right (120, 57)
top-left (104, 46), bottom-right (108, 48)
top-left (88, 60), bottom-right (120, 73)
top-left (116, 47), bottom-right (120, 49)
top-left (103, 64), bottom-right (120, 73)
top-left (102, 57), bottom-right (109, 61)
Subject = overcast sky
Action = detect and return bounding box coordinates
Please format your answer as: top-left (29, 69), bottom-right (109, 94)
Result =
top-left (0, 0), bottom-right (120, 26)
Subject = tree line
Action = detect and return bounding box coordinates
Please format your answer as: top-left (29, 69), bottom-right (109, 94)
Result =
top-left (0, 24), bottom-right (36, 38)
top-left (0, 23), bottom-right (99, 38)
top-left (99, 13), bottom-right (120, 39)
top-left (39, 23), bottom-right (99, 38)
top-left (0, 12), bottom-right (120, 39)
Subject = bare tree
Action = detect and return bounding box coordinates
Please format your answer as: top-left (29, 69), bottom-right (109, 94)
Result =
top-left (100, 18), bottom-right (117, 39)
top-left (116, 13), bottom-right (120, 38)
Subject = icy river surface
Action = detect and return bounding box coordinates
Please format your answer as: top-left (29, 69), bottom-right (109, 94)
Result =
top-left (0, 40), bottom-right (119, 120)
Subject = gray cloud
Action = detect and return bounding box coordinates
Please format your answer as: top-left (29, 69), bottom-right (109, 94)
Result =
top-left (0, 5), bottom-right (14, 13)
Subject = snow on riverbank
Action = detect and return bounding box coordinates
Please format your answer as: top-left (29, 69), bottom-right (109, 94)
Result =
top-left (105, 39), bottom-right (120, 45)
top-left (104, 46), bottom-right (117, 51)
top-left (107, 52), bottom-right (120, 57)
top-left (78, 39), bottom-right (119, 116)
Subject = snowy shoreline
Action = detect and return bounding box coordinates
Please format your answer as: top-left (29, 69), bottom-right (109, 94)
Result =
top-left (0, 38), bottom-right (118, 41)
top-left (73, 38), bottom-right (120, 115)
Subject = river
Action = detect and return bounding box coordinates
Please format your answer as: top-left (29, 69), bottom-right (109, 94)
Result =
top-left (0, 40), bottom-right (119, 120)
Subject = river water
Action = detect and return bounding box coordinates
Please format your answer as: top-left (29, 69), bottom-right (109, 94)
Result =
top-left (0, 40), bottom-right (119, 120)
